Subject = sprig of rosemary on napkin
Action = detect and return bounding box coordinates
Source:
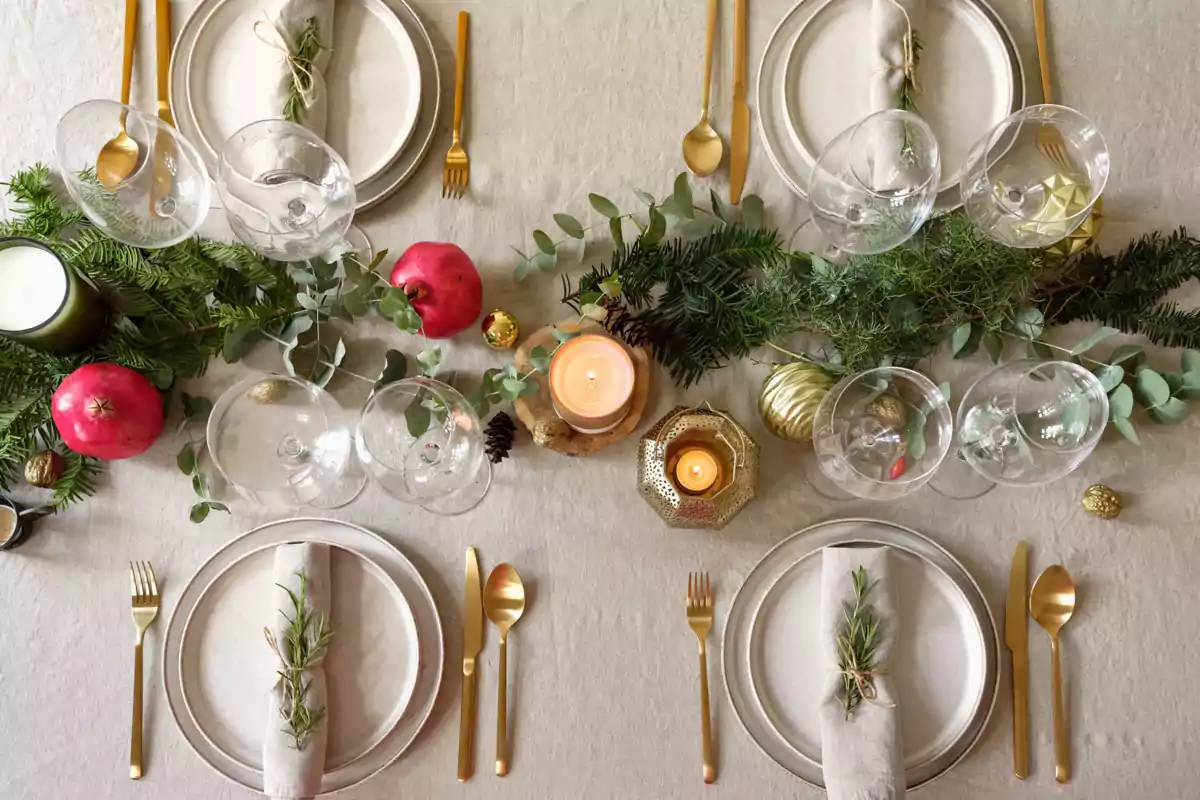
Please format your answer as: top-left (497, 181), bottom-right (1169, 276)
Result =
top-left (264, 570), bottom-right (334, 750)
top-left (283, 17), bottom-right (326, 124)
top-left (835, 566), bottom-right (884, 720)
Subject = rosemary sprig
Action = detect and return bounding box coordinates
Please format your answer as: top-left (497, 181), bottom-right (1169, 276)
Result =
top-left (898, 31), bottom-right (924, 159)
top-left (835, 566), bottom-right (884, 720)
top-left (264, 570), bottom-right (334, 750)
top-left (282, 17), bottom-right (326, 124)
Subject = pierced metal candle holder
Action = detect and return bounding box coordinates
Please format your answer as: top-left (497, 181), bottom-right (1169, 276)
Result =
top-left (637, 404), bottom-right (760, 530)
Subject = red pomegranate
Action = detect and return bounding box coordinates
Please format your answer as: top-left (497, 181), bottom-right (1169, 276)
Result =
top-left (51, 364), bottom-right (165, 460)
top-left (389, 242), bottom-right (483, 339)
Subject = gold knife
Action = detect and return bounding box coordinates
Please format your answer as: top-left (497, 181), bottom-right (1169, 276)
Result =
top-left (1005, 540), bottom-right (1030, 779)
top-left (729, 0), bottom-right (750, 204)
top-left (458, 547), bottom-right (484, 781)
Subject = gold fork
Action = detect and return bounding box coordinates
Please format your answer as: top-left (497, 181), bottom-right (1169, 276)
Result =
top-left (129, 561), bottom-right (160, 780)
top-left (1031, 0), bottom-right (1074, 174)
top-left (442, 11), bottom-right (470, 199)
top-left (686, 572), bottom-right (716, 784)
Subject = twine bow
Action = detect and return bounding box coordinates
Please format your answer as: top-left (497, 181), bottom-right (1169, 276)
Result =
top-left (253, 18), bottom-right (318, 113)
top-left (880, 0), bottom-right (921, 99)
top-left (836, 634), bottom-right (897, 710)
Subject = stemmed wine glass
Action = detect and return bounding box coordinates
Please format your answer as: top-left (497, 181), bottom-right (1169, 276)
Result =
top-left (55, 99), bottom-right (211, 248)
top-left (207, 374), bottom-right (366, 509)
top-left (931, 360), bottom-right (1110, 498)
top-left (356, 377), bottom-right (492, 515)
top-left (809, 366), bottom-right (953, 501)
top-left (216, 119), bottom-right (372, 263)
top-left (807, 109), bottom-right (941, 256)
top-left (960, 104), bottom-right (1109, 248)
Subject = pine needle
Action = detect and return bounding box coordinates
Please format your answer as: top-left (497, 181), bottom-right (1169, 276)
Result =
top-left (263, 570), bottom-right (334, 751)
top-left (835, 566), bottom-right (884, 720)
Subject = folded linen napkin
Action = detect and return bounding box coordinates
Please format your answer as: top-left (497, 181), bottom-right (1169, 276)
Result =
top-left (263, 543), bottom-right (331, 800)
top-left (818, 545), bottom-right (904, 800)
top-left (868, 0), bottom-right (924, 189)
top-left (261, 0), bottom-right (336, 134)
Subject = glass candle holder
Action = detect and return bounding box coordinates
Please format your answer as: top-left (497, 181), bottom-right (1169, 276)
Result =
top-left (549, 333), bottom-right (636, 434)
top-left (0, 237), bottom-right (108, 354)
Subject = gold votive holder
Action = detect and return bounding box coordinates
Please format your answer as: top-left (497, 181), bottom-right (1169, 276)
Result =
top-left (638, 404), bottom-right (760, 530)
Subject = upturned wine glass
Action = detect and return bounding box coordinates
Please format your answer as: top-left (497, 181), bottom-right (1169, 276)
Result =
top-left (55, 99), bottom-right (211, 248)
top-left (807, 109), bottom-right (941, 256)
top-left (207, 374), bottom-right (365, 509)
top-left (809, 366), bottom-right (953, 501)
top-left (932, 360), bottom-right (1109, 498)
top-left (356, 377), bottom-right (492, 515)
top-left (216, 120), bottom-right (357, 262)
top-left (960, 104), bottom-right (1109, 248)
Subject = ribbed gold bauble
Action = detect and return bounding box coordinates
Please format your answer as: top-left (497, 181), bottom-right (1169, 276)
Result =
top-left (758, 362), bottom-right (835, 442)
top-left (24, 450), bottom-right (65, 488)
top-left (1044, 195), bottom-right (1105, 259)
top-left (1081, 484), bottom-right (1122, 520)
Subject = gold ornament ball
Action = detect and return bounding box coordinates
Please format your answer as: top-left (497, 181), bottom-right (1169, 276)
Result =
top-left (482, 309), bottom-right (520, 349)
top-left (866, 393), bottom-right (908, 429)
top-left (1045, 195), bottom-right (1105, 259)
top-left (758, 362), bottom-right (835, 442)
top-left (24, 450), bottom-right (65, 488)
top-left (1081, 484), bottom-right (1122, 520)
top-left (248, 379), bottom-right (286, 404)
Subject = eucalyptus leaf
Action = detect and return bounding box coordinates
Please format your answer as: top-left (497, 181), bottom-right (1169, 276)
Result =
top-left (312, 259), bottom-right (337, 282)
top-left (192, 472), bottom-right (209, 498)
top-left (1093, 364), bottom-right (1125, 393)
top-left (643, 207), bottom-right (667, 247)
top-left (529, 345), bottom-right (553, 373)
top-left (332, 338), bottom-right (347, 368)
top-left (709, 189), bottom-right (726, 222)
top-left (578, 290), bottom-right (603, 307)
top-left (176, 442), bottom-right (196, 475)
top-left (379, 287), bottom-right (412, 319)
top-left (600, 271), bottom-right (623, 298)
top-left (295, 292), bottom-right (319, 311)
top-left (1184, 350), bottom-right (1200, 375)
top-left (146, 368), bottom-right (175, 390)
top-left (405, 402), bottom-right (431, 438)
top-left (207, 502), bottom-right (230, 514)
top-left (673, 173), bottom-right (693, 214)
top-left (588, 193), bottom-right (620, 219)
top-left (982, 332), bottom-right (1003, 364)
top-left (553, 327), bottom-right (582, 344)
top-left (740, 195), bottom-right (765, 229)
top-left (1109, 383), bottom-right (1134, 419)
top-left (905, 407), bottom-right (927, 462)
top-left (1012, 307), bottom-right (1044, 339)
top-left (1028, 340), bottom-right (1055, 360)
top-left (417, 347), bottom-right (442, 377)
top-left (1109, 344), bottom-right (1145, 366)
top-left (394, 307), bottom-right (423, 333)
top-left (950, 322), bottom-right (973, 357)
top-left (464, 386), bottom-right (490, 419)
top-left (1165, 371), bottom-right (1184, 396)
top-left (553, 213), bottom-right (585, 240)
top-left (1070, 326), bottom-right (1120, 355)
top-left (189, 502), bottom-right (211, 524)
top-left (183, 395), bottom-right (213, 421)
top-left (375, 349), bottom-right (408, 389)
top-left (609, 217), bottom-right (624, 250)
top-left (1111, 416), bottom-right (1141, 446)
top-left (1134, 369), bottom-right (1171, 408)
top-left (1179, 370), bottom-right (1200, 400)
top-left (343, 256), bottom-right (363, 281)
top-left (631, 216), bottom-right (646, 234)
top-left (520, 379), bottom-right (540, 397)
top-left (581, 303), bottom-right (608, 322)
top-left (513, 258), bottom-right (535, 282)
top-left (280, 314), bottom-right (314, 345)
top-left (632, 188), bottom-right (656, 206)
top-left (1149, 397), bottom-right (1191, 425)
top-left (534, 249), bottom-right (558, 273)
top-left (533, 229), bottom-right (557, 255)
top-left (938, 382), bottom-right (951, 402)
top-left (342, 290), bottom-right (368, 317)
top-left (289, 269), bottom-right (318, 286)
top-left (501, 378), bottom-right (527, 402)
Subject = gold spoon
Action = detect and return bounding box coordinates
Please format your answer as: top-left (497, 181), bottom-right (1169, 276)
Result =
top-left (682, 0), bottom-right (724, 177)
top-left (1030, 564), bottom-right (1077, 784)
top-left (483, 563), bottom-right (526, 777)
top-left (98, 0), bottom-right (141, 188)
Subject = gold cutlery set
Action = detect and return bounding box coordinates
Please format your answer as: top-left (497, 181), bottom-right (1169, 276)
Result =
top-left (681, 0), bottom-right (749, 204)
top-left (686, 572), bottom-right (717, 784)
top-left (1007, 541), bottom-right (1078, 783)
top-left (459, 547), bottom-right (527, 780)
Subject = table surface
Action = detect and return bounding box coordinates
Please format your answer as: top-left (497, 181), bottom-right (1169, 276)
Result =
top-left (3, 1), bottom-right (1199, 798)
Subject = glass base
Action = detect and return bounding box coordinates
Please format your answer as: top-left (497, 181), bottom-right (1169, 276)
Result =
top-left (343, 225), bottom-right (374, 266)
top-left (420, 458), bottom-right (493, 516)
top-left (306, 455), bottom-right (368, 510)
top-left (929, 450), bottom-right (997, 500)
top-left (803, 457), bottom-right (856, 502)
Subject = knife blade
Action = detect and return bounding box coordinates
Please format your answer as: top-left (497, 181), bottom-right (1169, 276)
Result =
top-left (1005, 540), bottom-right (1029, 779)
top-left (458, 547), bottom-right (483, 781)
top-left (729, 0), bottom-right (750, 204)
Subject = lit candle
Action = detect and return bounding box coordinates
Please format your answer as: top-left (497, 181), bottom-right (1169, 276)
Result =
top-left (0, 238), bottom-right (107, 354)
top-left (673, 446), bottom-right (722, 494)
top-left (548, 333), bottom-right (636, 433)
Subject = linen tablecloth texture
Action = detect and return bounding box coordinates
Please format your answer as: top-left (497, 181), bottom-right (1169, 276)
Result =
top-left (263, 543), bottom-right (331, 800)
top-left (869, 0), bottom-right (924, 188)
top-left (819, 546), bottom-right (904, 800)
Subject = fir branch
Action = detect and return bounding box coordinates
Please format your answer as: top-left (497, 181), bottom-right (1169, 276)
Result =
top-left (51, 451), bottom-right (101, 510)
top-left (282, 18), bottom-right (326, 124)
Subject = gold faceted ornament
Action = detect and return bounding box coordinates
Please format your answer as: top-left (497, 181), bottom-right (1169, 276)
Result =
top-left (866, 393), bottom-right (908, 429)
top-left (758, 362), bottom-right (835, 442)
top-left (482, 309), bottom-right (521, 349)
top-left (638, 404), bottom-right (760, 530)
top-left (1081, 484), bottom-right (1122, 520)
top-left (1045, 195), bottom-right (1106, 259)
top-left (1022, 173), bottom-right (1096, 243)
top-left (24, 450), bottom-right (65, 488)
top-left (248, 379), bottom-right (286, 404)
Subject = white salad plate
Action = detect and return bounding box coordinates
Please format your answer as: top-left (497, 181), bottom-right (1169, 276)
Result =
top-left (163, 517), bottom-right (443, 795)
top-left (758, 0), bottom-right (1025, 214)
top-left (170, 0), bottom-right (440, 212)
top-left (724, 518), bottom-right (999, 790)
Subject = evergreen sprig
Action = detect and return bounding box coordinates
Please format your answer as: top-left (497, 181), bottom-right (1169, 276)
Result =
top-left (282, 18), bottom-right (326, 124)
top-left (264, 570), bottom-right (334, 751)
top-left (835, 566), bottom-right (884, 720)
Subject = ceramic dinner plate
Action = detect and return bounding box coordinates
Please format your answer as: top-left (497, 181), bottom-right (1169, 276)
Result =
top-left (180, 542), bottom-right (419, 773)
top-left (758, 0), bottom-right (1025, 214)
top-left (724, 518), bottom-right (999, 790)
top-left (163, 518), bottom-right (444, 795)
top-left (171, 0), bottom-right (441, 212)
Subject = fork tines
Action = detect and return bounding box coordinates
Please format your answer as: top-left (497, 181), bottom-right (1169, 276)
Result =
top-left (130, 560), bottom-right (158, 601)
top-left (687, 571), bottom-right (711, 611)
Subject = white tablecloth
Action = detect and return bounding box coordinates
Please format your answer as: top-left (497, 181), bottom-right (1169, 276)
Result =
top-left (1, 1), bottom-right (1198, 798)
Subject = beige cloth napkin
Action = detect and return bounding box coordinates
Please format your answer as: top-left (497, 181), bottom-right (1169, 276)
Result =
top-left (263, 543), bottom-right (331, 800)
top-left (263, 0), bottom-right (335, 134)
top-left (868, 0), bottom-right (924, 189)
top-left (818, 546), bottom-right (904, 800)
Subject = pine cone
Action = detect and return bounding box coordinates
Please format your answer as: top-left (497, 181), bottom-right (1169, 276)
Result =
top-left (485, 412), bottom-right (517, 464)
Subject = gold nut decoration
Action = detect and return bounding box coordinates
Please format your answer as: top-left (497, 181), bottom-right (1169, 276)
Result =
top-left (865, 393), bottom-right (908, 429)
top-left (1081, 484), bottom-right (1122, 520)
top-left (482, 309), bottom-right (521, 349)
top-left (1045, 195), bottom-right (1106, 259)
top-left (248, 379), bottom-right (286, 404)
top-left (758, 362), bottom-right (835, 442)
top-left (24, 450), bottom-right (65, 488)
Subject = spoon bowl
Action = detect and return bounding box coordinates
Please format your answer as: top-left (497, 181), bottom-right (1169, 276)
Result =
top-left (97, 123), bottom-right (141, 188)
top-left (683, 122), bottom-right (724, 177)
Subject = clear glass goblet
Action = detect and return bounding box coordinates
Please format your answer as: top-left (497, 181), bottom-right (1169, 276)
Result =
top-left (356, 377), bottom-right (492, 516)
top-left (808, 109), bottom-right (941, 256)
top-left (810, 366), bottom-right (953, 501)
top-left (216, 120), bottom-right (357, 262)
top-left (207, 374), bottom-right (365, 509)
top-left (54, 99), bottom-right (211, 248)
top-left (960, 104), bottom-right (1109, 248)
top-left (932, 360), bottom-right (1109, 498)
